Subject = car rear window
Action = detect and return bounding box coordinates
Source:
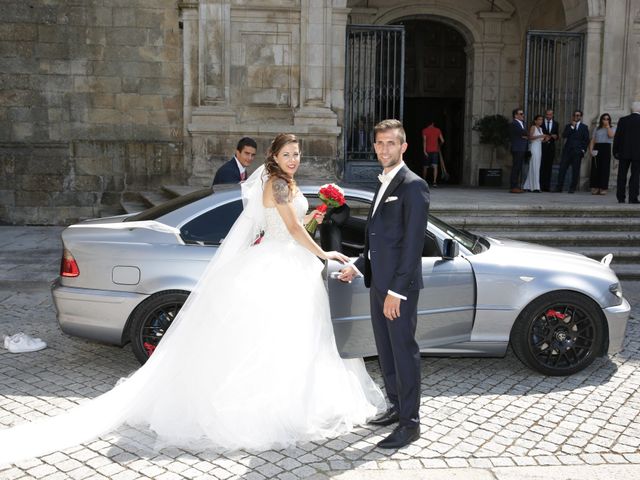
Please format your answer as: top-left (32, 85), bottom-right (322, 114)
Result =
top-left (125, 188), bottom-right (213, 222)
top-left (181, 200), bottom-right (244, 245)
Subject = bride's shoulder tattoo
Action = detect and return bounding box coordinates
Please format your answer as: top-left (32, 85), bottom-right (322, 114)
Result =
top-left (272, 178), bottom-right (290, 204)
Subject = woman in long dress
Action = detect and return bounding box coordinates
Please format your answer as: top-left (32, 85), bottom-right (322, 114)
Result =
top-left (589, 113), bottom-right (616, 195)
top-left (0, 133), bottom-right (385, 465)
top-left (523, 115), bottom-right (547, 192)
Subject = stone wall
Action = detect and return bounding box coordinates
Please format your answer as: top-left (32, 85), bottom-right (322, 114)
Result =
top-left (0, 0), bottom-right (183, 225)
top-left (182, 0), bottom-right (347, 187)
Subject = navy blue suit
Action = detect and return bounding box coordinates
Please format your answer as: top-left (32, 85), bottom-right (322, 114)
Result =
top-left (540, 119), bottom-right (559, 191)
top-left (613, 112), bottom-right (640, 203)
top-left (355, 165), bottom-right (429, 428)
top-left (509, 120), bottom-right (528, 189)
top-left (212, 158), bottom-right (242, 186)
top-left (556, 122), bottom-right (590, 192)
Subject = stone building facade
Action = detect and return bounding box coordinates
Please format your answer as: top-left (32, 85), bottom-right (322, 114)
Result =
top-left (1, 0), bottom-right (639, 224)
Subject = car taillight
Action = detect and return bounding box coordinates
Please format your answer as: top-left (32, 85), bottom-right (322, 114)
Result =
top-left (60, 249), bottom-right (80, 277)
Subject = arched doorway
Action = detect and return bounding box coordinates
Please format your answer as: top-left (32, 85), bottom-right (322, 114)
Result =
top-left (396, 19), bottom-right (467, 185)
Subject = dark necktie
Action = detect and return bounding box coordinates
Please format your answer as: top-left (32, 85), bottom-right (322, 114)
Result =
top-left (240, 171), bottom-right (247, 181)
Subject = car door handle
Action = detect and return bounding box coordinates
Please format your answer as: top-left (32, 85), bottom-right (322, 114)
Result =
top-left (329, 272), bottom-right (342, 279)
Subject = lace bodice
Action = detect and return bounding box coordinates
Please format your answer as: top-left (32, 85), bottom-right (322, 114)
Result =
top-left (262, 190), bottom-right (309, 242)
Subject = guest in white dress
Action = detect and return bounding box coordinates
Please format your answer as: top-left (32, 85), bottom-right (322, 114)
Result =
top-left (523, 115), bottom-right (549, 192)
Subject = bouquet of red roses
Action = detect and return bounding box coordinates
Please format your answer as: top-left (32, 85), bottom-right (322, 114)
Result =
top-left (305, 183), bottom-right (346, 236)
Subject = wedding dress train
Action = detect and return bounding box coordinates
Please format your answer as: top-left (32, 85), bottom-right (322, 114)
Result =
top-left (0, 167), bottom-right (385, 464)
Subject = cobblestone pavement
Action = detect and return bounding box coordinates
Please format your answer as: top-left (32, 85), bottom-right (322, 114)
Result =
top-left (0, 227), bottom-right (639, 480)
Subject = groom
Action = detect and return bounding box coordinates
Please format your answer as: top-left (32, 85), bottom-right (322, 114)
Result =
top-left (339, 119), bottom-right (430, 449)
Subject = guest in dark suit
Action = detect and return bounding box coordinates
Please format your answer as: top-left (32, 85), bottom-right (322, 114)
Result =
top-left (555, 110), bottom-right (590, 193)
top-left (212, 137), bottom-right (257, 186)
top-left (540, 109), bottom-right (559, 191)
top-left (613, 101), bottom-right (640, 204)
top-left (508, 108), bottom-right (529, 193)
top-left (338, 119), bottom-right (429, 450)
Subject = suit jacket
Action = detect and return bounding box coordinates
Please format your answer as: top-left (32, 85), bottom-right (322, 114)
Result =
top-left (562, 122), bottom-right (590, 154)
top-left (509, 120), bottom-right (528, 152)
top-left (354, 165), bottom-right (430, 296)
top-left (212, 158), bottom-right (241, 185)
top-left (613, 113), bottom-right (640, 161)
top-left (541, 119), bottom-right (559, 147)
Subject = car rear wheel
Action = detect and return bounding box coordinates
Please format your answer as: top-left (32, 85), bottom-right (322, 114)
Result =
top-left (510, 291), bottom-right (605, 376)
top-left (129, 290), bottom-right (189, 364)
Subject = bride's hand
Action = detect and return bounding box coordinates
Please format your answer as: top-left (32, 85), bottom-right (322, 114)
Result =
top-left (324, 250), bottom-right (349, 264)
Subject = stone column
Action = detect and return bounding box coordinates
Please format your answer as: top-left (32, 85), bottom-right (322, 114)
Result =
top-left (294, 0), bottom-right (338, 126)
top-left (470, 11), bottom-right (511, 186)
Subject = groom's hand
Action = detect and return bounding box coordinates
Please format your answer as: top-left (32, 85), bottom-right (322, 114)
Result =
top-left (338, 266), bottom-right (356, 283)
top-left (384, 295), bottom-right (401, 321)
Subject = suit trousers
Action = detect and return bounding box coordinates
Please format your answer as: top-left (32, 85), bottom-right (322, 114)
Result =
top-left (510, 151), bottom-right (526, 189)
top-left (370, 284), bottom-right (420, 428)
top-left (616, 157), bottom-right (640, 203)
top-left (540, 143), bottom-right (555, 191)
top-left (556, 148), bottom-right (583, 191)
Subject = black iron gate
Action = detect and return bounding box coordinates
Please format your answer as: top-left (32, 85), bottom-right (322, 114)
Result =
top-left (344, 25), bottom-right (404, 182)
top-left (524, 30), bottom-right (585, 125)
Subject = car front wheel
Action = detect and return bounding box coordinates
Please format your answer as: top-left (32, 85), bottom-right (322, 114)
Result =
top-left (510, 291), bottom-right (605, 376)
top-left (129, 290), bottom-right (189, 364)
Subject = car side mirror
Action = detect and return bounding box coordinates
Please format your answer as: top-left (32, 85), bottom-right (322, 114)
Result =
top-left (442, 239), bottom-right (459, 260)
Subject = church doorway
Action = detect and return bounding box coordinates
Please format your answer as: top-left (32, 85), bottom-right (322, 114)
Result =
top-left (396, 20), bottom-right (467, 185)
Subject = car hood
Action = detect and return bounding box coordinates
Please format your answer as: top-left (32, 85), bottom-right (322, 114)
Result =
top-left (469, 236), bottom-right (618, 281)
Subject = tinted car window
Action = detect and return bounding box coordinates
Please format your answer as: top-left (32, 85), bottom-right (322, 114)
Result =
top-left (181, 200), bottom-right (243, 245)
top-left (126, 188), bottom-right (213, 222)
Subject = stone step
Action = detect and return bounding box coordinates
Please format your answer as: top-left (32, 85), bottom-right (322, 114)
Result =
top-left (120, 200), bottom-right (147, 215)
top-left (441, 216), bottom-right (640, 232)
top-left (564, 246), bottom-right (640, 264)
top-left (430, 204), bottom-right (640, 217)
top-left (483, 231), bottom-right (640, 247)
top-left (607, 264), bottom-right (640, 281)
top-left (99, 206), bottom-right (125, 218)
top-left (140, 190), bottom-right (174, 208)
top-left (163, 184), bottom-right (203, 198)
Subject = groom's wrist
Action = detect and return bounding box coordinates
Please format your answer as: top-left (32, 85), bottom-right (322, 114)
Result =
top-left (387, 290), bottom-right (407, 301)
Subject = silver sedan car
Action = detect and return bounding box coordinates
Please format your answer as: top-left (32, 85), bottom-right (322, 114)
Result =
top-left (52, 184), bottom-right (631, 376)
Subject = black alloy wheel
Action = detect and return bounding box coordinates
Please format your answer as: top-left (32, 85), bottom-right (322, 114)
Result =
top-left (129, 290), bottom-right (189, 364)
top-left (511, 291), bottom-right (605, 376)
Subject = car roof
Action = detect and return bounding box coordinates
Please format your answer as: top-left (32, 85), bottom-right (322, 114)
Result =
top-left (151, 183), bottom-right (376, 228)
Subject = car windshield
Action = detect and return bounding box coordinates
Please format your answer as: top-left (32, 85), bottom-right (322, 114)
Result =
top-left (428, 215), bottom-right (486, 254)
top-left (125, 188), bottom-right (213, 222)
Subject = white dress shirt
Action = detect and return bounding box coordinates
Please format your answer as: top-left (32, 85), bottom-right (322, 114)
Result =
top-left (234, 157), bottom-right (246, 179)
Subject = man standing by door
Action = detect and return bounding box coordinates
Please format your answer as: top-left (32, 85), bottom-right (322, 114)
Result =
top-left (509, 108), bottom-right (528, 193)
top-left (555, 110), bottom-right (590, 193)
top-left (338, 119), bottom-right (429, 450)
top-left (540, 109), bottom-right (559, 191)
top-left (613, 101), bottom-right (640, 204)
top-left (421, 119), bottom-right (445, 187)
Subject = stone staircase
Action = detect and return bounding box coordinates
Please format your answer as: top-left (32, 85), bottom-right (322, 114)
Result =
top-left (432, 204), bottom-right (640, 281)
top-left (116, 187), bottom-right (640, 281)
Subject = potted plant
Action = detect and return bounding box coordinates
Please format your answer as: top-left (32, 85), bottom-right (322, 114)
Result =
top-left (473, 114), bottom-right (510, 186)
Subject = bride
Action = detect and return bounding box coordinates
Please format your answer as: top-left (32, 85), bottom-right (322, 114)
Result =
top-left (0, 133), bottom-right (385, 464)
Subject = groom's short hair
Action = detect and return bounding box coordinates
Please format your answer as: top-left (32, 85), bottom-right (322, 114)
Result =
top-left (374, 119), bottom-right (406, 144)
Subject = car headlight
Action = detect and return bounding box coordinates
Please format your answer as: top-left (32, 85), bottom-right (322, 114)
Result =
top-left (609, 283), bottom-right (623, 305)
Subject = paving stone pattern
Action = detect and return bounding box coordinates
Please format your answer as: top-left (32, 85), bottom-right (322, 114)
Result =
top-left (1, 227), bottom-right (639, 479)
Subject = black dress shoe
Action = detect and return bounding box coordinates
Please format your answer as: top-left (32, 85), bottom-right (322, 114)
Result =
top-left (568, 189), bottom-right (575, 194)
top-left (631, 200), bottom-right (640, 204)
top-left (368, 408), bottom-right (399, 426)
top-left (377, 425), bottom-right (420, 449)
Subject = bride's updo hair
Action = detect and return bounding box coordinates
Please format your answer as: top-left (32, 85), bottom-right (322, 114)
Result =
top-left (265, 133), bottom-right (299, 190)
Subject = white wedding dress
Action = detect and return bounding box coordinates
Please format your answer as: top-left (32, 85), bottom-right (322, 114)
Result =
top-left (0, 167), bottom-right (385, 464)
